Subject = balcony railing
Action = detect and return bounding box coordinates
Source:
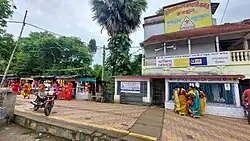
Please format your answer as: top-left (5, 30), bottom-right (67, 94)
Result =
top-left (143, 50), bottom-right (250, 67)
top-left (231, 50), bottom-right (250, 63)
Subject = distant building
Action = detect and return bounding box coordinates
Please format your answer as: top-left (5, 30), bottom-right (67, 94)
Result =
top-left (113, 0), bottom-right (250, 118)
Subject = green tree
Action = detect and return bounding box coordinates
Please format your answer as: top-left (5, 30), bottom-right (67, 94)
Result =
top-left (0, 0), bottom-right (13, 29)
top-left (92, 64), bottom-right (102, 79)
top-left (16, 32), bottom-right (92, 75)
top-left (88, 39), bottom-right (97, 54)
top-left (129, 54), bottom-right (142, 75)
top-left (155, 8), bottom-right (164, 15)
top-left (90, 0), bottom-right (147, 76)
top-left (0, 33), bottom-right (15, 74)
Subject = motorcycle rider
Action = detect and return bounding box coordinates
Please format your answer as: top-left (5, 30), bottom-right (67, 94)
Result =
top-left (34, 80), bottom-right (46, 105)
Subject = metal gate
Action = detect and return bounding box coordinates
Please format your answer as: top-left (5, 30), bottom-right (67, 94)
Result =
top-left (120, 93), bottom-right (143, 105)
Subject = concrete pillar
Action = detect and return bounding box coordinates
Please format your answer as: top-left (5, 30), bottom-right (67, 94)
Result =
top-left (243, 38), bottom-right (249, 50)
top-left (188, 39), bottom-right (191, 54)
top-left (163, 42), bottom-right (167, 55)
top-left (234, 83), bottom-right (241, 107)
top-left (165, 79), bottom-right (169, 102)
top-left (216, 36), bottom-right (220, 52)
top-left (114, 79), bottom-right (120, 103)
top-left (0, 88), bottom-right (17, 122)
top-left (147, 80), bottom-right (151, 103)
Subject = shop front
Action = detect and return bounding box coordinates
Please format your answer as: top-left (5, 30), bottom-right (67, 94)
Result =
top-left (75, 77), bottom-right (96, 100)
top-left (114, 75), bottom-right (245, 118)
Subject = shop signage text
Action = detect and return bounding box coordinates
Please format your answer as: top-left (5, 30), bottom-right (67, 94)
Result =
top-left (156, 51), bottom-right (231, 68)
top-left (164, 0), bottom-right (212, 33)
top-left (120, 82), bottom-right (141, 93)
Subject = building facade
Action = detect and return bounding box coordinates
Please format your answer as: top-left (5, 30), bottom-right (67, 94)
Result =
top-left (114, 0), bottom-right (250, 118)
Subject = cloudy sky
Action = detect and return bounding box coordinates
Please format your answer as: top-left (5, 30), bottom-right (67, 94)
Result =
top-left (6, 0), bottom-right (250, 65)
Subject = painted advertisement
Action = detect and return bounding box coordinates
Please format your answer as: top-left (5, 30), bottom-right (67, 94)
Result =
top-left (121, 82), bottom-right (140, 93)
top-left (164, 0), bottom-right (212, 33)
top-left (174, 58), bottom-right (189, 67)
top-left (156, 51), bottom-right (231, 67)
top-left (190, 57), bottom-right (207, 66)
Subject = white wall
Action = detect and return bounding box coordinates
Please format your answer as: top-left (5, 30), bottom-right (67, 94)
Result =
top-left (191, 37), bottom-right (216, 54)
top-left (144, 23), bottom-right (164, 40)
top-left (144, 37), bottom-right (216, 58)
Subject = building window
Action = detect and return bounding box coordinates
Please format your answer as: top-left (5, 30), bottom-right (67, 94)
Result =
top-left (168, 83), bottom-right (235, 105)
top-left (200, 83), bottom-right (235, 105)
top-left (168, 83), bottom-right (190, 100)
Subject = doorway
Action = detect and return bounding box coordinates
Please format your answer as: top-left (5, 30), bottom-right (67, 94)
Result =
top-left (152, 79), bottom-right (165, 107)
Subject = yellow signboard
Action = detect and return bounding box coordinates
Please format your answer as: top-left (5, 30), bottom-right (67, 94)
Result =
top-left (164, 0), bottom-right (212, 33)
top-left (174, 58), bottom-right (189, 67)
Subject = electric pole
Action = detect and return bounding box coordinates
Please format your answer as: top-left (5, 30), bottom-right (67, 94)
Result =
top-left (102, 45), bottom-right (106, 81)
top-left (1, 10), bottom-right (28, 87)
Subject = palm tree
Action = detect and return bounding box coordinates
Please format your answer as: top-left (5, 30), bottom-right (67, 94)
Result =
top-left (90, 0), bottom-right (147, 76)
top-left (90, 0), bottom-right (147, 36)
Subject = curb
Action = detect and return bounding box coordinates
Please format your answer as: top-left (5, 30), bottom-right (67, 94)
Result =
top-left (14, 110), bottom-right (157, 141)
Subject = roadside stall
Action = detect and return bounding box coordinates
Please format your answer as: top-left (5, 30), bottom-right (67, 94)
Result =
top-left (56, 75), bottom-right (77, 100)
top-left (75, 77), bottom-right (97, 101)
top-left (31, 76), bottom-right (55, 95)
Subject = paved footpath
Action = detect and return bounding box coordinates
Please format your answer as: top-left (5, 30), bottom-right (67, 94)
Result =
top-left (15, 95), bottom-right (250, 141)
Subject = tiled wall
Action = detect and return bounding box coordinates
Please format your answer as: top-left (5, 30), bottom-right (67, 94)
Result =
top-left (165, 101), bottom-right (244, 118)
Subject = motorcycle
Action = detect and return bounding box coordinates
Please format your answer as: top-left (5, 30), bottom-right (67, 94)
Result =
top-left (30, 87), bottom-right (56, 116)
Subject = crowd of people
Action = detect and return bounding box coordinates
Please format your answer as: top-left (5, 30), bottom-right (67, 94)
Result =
top-left (173, 85), bottom-right (206, 118)
top-left (9, 79), bottom-right (73, 100)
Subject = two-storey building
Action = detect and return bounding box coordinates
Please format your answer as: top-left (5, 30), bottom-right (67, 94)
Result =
top-left (113, 0), bottom-right (250, 118)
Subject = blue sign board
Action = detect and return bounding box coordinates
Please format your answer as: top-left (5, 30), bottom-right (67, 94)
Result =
top-left (189, 57), bottom-right (207, 66)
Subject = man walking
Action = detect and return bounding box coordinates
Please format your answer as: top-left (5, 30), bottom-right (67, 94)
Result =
top-left (242, 86), bottom-right (250, 124)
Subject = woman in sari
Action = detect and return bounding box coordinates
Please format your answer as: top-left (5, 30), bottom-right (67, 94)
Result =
top-left (189, 86), bottom-right (201, 118)
top-left (66, 81), bottom-right (73, 100)
top-left (199, 88), bottom-right (206, 116)
top-left (178, 88), bottom-right (188, 116)
top-left (22, 81), bottom-right (31, 99)
top-left (173, 87), bottom-right (181, 113)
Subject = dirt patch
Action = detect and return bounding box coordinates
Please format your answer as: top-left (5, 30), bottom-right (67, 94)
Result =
top-left (0, 124), bottom-right (69, 141)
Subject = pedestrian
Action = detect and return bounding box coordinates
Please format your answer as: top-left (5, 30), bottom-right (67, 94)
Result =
top-left (52, 80), bottom-right (59, 99)
top-left (242, 86), bottom-right (250, 124)
top-left (173, 87), bottom-right (180, 114)
top-left (66, 81), bottom-right (73, 100)
top-left (199, 88), bottom-right (206, 116)
top-left (188, 86), bottom-right (201, 118)
top-left (178, 87), bottom-right (188, 116)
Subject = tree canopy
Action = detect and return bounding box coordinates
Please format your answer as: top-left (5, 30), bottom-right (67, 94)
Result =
top-left (1, 32), bottom-right (93, 76)
top-left (90, 0), bottom-right (147, 76)
top-left (0, 0), bottom-right (13, 29)
top-left (90, 0), bottom-right (147, 36)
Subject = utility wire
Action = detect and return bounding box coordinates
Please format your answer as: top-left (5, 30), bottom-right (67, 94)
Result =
top-left (220, 0), bottom-right (230, 24)
top-left (6, 20), bottom-right (141, 49)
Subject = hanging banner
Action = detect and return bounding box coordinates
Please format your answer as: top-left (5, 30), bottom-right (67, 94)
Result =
top-left (156, 51), bottom-right (231, 68)
top-left (164, 0), bottom-right (212, 33)
top-left (174, 58), bottom-right (189, 67)
top-left (206, 52), bottom-right (231, 66)
top-left (190, 57), bottom-right (207, 66)
top-left (121, 82), bottom-right (140, 93)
